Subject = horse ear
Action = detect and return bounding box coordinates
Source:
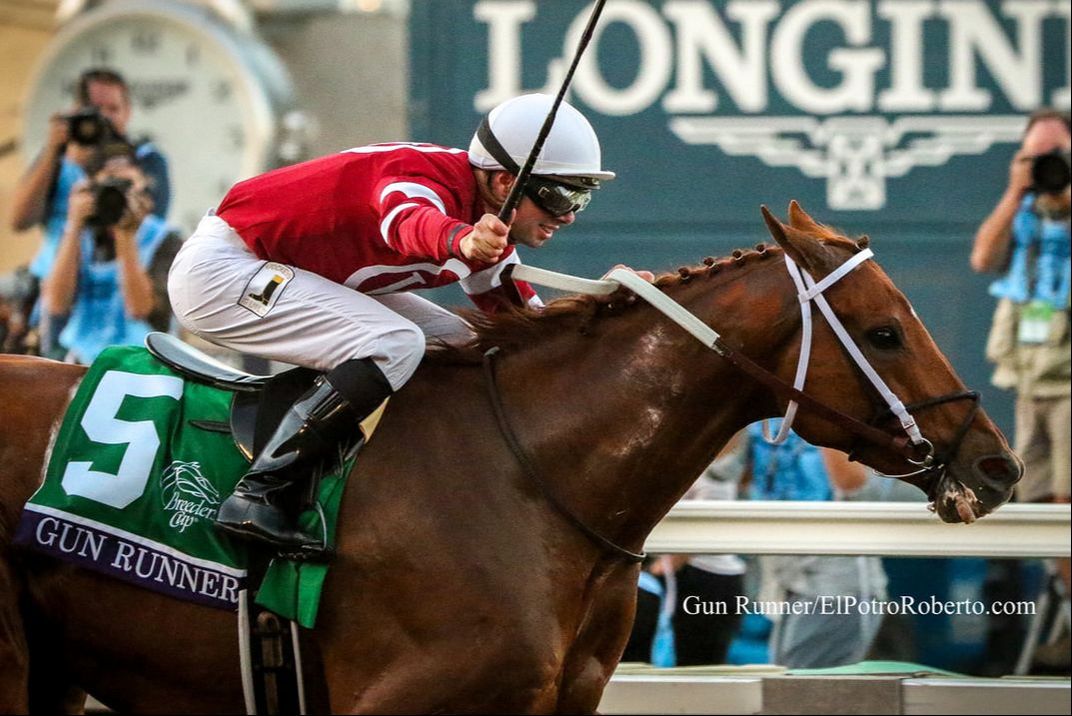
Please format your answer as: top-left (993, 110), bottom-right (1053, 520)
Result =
top-left (787, 200), bottom-right (825, 234)
top-left (760, 205), bottom-right (785, 241)
top-left (761, 204), bottom-right (824, 273)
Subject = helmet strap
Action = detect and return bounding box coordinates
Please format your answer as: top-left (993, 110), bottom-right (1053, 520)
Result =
top-left (477, 116), bottom-right (521, 174)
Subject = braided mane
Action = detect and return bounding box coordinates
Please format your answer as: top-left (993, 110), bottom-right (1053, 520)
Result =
top-left (425, 244), bottom-right (779, 363)
top-left (428, 226), bottom-right (867, 364)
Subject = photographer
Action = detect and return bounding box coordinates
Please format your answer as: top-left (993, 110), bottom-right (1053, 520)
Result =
top-left (41, 146), bottom-right (180, 365)
top-left (972, 108), bottom-right (1070, 672)
top-left (9, 68), bottom-right (170, 354)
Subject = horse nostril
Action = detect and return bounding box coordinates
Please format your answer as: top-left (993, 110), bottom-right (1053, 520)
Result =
top-left (973, 453), bottom-right (1023, 490)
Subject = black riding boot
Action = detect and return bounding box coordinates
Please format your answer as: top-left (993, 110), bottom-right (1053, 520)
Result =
top-left (215, 358), bottom-right (392, 553)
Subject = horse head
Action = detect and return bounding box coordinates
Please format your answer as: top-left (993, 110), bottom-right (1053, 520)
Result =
top-left (459, 202), bottom-right (1020, 533)
top-left (758, 201), bottom-right (1021, 523)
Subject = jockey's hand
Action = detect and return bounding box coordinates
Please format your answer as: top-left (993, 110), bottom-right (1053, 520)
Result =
top-left (602, 264), bottom-right (655, 283)
top-left (460, 213), bottom-right (510, 263)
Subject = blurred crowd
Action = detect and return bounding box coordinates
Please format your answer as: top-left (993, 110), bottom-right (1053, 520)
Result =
top-left (3, 67), bottom-right (175, 363)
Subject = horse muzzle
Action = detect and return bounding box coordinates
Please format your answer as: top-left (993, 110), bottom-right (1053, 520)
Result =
top-left (933, 450), bottom-right (1022, 524)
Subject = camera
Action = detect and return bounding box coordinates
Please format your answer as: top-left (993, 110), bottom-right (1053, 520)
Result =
top-left (1031, 149), bottom-right (1072, 195)
top-left (87, 177), bottom-right (133, 228)
top-left (65, 106), bottom-right (117, 146)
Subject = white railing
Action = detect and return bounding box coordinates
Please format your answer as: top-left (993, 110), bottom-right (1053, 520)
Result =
top-left (601, 671), bottom-right (1072, 715)
top-left (644, 502), bottom-right (1071, 558)
top-left (606, 502), bottom-right (1071, 715)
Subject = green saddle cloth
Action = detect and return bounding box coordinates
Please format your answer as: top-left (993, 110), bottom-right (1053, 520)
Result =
top-left (15, 345), bottom-right (351, 627)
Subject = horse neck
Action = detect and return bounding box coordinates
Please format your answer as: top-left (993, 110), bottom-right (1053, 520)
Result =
top-left (496, 253), bottom-right (799, 552)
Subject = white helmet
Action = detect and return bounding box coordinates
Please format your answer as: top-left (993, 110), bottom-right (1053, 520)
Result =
top-left (468, 93), bottom-right (615, 185)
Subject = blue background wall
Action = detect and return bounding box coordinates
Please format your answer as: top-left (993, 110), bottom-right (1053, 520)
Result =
top-left (409, 0), bottom-right (1072, 436)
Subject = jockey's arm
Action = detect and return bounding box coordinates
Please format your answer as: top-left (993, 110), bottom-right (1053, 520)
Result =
top-left (376, 176), bottom-right (470, 263)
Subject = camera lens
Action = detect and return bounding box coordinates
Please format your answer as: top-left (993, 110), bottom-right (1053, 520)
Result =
top-left (1031, 152), bottom-right (1072, 195)
top-left (66, 108), bottom-right (111, 146)
top-left (87, 179), bottom-right (132, 227)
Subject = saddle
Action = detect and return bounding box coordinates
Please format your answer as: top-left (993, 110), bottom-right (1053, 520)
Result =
top-left (146, 332), bottom-right (319, 462)
top-left (146, 332), bottom-right (318, 715)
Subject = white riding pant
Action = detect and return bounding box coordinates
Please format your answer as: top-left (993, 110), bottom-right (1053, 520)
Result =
top-left (168, 215), bottom-right (472, 390)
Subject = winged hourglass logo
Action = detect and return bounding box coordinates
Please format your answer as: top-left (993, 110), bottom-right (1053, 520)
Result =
top-left (670, 115), bottom-right (1027, 210)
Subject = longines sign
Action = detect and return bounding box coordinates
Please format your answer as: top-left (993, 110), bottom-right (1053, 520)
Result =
top-left (410, 0), bottom-right (1070, 214)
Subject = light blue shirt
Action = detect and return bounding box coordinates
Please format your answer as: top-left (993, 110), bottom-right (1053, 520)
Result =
top-left (58, 214), bottom-right (173, 364)
top-left (747, 422), bottom-right (833, 502)
top-left (988, 192), bottom-right (1071, 308)
top-left (29, 158), bottom-right (86, 280)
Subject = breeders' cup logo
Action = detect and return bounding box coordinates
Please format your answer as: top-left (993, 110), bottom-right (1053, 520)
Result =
top-left (474, 0), bottom-right (1070, 210)
top-left (160, 461), bottom-right (220, 533)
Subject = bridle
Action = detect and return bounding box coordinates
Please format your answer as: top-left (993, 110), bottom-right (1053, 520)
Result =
top-left (490, 247), bottom-right (983, 561)
top-left (854, 392), bottom-right (980, 493)
top-left (759, 249), bottom-right (981, 496)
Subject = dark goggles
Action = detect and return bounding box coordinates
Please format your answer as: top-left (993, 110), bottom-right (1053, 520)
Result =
top-left (525, 177), bottom-right (592, 217)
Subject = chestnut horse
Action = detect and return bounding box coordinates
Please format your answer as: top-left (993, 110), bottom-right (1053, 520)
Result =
top-left (0, 204), bottom-right (1020, 714)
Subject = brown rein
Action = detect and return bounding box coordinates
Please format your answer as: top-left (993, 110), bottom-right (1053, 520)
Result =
top-left (483, 261), bottom-right (984, 562)
top-left (712, 336), bottom-right (922, 460)
top-left (483, 330), bottom-right (976, 565)
top-left (712, 335), bottom-right (978, 465)
top-left (855, 390), bottom-right (982, 492)
top-left (482, 347), bottom-right (647, 564)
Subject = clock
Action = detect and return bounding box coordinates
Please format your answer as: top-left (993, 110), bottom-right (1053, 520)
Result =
top-left (22, 0), bottom-right (298, 232)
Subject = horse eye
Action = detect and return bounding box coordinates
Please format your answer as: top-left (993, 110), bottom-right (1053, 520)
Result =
top-left (867, 326), bottom-right (902, 350)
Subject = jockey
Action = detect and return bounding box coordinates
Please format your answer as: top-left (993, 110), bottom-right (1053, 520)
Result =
top-left (167, 94), bottom-right (615, 552)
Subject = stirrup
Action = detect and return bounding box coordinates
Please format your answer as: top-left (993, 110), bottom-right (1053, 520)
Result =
top-left (267, 501), bottom-right (335, 563)
top-left (278, 543), bottom-right (335, 563)
top-left (279, 500), bottom-right (334, 562)
top-left (216, 518), bottom-right (334, 562)
top-left (215, 490), bottom-right (335, 561)
top-left (216, 493), bottom-right (316, 541)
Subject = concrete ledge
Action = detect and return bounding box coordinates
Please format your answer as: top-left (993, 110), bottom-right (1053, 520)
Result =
top-left (600, 668), bottom-right (1071, 715)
